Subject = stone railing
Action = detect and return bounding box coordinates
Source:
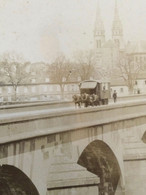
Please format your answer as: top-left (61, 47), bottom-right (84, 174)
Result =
top-left (1, 100), bottom-right (146, 144)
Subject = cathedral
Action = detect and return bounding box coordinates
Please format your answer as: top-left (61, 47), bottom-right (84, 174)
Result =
top-left (94, 0), bottom-right (146, 94)
top-left (94, 0), bottom-right (124, 71)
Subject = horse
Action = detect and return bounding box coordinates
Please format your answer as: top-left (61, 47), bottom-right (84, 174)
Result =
top-left (81, 93), bottom-right (90, 107)
top-left (81, 93), bottom-right (99, 107)
top-left (72, 94), bottom-right (82, 108)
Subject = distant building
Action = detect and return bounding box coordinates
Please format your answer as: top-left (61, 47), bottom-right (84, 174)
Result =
top-left (133, 72), bottom-right (146, 94)
top-left (110, 78), bottom-right (128, 97)
top-left (125, 40), bottom-right (146, 70)
top-left (94, 0), bottom-right (146, 95)
top-left (0, 82), bottom-right (79, 102)
top-left (94, 0), bottom-right (123, 70)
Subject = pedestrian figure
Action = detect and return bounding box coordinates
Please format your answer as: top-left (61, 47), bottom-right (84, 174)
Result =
top-left (113, 90), bottom-right (117, 103)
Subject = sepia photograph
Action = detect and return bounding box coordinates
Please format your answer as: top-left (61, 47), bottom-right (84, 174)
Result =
top-left (0, 0), bottom-right (146, 194)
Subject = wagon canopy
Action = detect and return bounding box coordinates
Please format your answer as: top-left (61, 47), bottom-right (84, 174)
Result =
top-left (80, 81), bottom-right (97, 89)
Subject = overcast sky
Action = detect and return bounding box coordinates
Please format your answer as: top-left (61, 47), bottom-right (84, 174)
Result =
top-left (0, 0), bottom-right (145, 62)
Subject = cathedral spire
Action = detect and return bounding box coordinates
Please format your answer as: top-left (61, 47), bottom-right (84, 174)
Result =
top-left (94, 0), bottom-right (105, 48)
top-left (94, 0), bottom-right (104, 36)
top-left (112, 0), bottom-right (123, 48)
top-left (114, 0), bottom-right (119, 20)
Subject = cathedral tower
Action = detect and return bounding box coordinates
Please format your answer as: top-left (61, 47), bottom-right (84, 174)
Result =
top-left (94, 0), bottom-right (105, 49)
top-left (112, 0), bottom-right (123, 48)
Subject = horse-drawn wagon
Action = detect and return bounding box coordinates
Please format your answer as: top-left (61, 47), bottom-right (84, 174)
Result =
top-left (73, 80), bottom-right (111, 107)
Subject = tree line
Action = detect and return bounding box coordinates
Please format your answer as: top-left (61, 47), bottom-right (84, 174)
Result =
top-left (0, 50), bottom-right (143, 100)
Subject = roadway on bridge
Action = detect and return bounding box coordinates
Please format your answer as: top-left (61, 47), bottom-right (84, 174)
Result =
top-left (0, 99), bottom-right (144, 124)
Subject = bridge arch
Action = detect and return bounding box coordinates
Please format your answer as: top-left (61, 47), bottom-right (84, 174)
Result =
top-left (0, 164), bottom-right (39, 195)
top-left (77, 140), bottom-right (122, 194)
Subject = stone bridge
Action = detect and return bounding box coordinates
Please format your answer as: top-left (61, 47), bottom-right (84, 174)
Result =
top-left (0, 101), bottom-right (146, 195)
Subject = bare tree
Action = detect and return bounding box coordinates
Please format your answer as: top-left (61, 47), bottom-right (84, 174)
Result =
top-left (117, 53), bottom-right (141, 94)
top-left (48, 55), bottom-right (72, 98)
top-left (74, 50), bottom-right (96, 81)
top-left (73, 50), bottom-right (111, 81)
top-left (0, 52), bottom-right (31, 100)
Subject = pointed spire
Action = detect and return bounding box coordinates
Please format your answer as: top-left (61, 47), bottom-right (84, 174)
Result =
top-left (94, 0), bottom-right (105, 36)
top-left (96, 0), bottom-right (101, 21)
top-left (114, 0), bottom-right (119, 21)
top-left (112, 0), bottom-right (123, 36)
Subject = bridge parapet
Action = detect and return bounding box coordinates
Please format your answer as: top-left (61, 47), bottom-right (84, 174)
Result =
top-left (0, 100), bottom-right (146, 144)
